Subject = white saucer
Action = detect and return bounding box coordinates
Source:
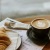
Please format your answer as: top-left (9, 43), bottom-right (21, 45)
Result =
top-left (6, 30), bottom-right (21, 50)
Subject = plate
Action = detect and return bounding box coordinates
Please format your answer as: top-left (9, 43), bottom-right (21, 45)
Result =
top-left (6, 30), bottom-right (21, 50)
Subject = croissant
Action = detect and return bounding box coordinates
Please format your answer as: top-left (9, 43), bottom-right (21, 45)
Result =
top-left (0, 27), bottom-right (11, 50)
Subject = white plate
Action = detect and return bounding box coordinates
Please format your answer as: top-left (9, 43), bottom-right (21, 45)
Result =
top-left (6, 30), bottom-right (21, 50)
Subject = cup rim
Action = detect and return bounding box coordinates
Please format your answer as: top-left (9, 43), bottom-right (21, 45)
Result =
top-left (31, 18), bottom-right (50, 29)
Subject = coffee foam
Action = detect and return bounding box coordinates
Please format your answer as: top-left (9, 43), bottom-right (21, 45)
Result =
top-left (36, 20), bottom-right (46, 28)
top-left (31, 19), bottom-right (49, 29)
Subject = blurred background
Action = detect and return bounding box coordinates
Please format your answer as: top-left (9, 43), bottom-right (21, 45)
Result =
top-left (0, 0), bottom-right (50, 21)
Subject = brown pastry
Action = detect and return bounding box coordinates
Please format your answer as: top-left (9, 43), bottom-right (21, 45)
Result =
top-left (0, 27), bottom-right (6, 32)
top-left (0, 43), bottom-right (7, 50)
top-left (0, 27), bottom-right (11, 50)
top-left (5, 22), bottom-right (10, 27)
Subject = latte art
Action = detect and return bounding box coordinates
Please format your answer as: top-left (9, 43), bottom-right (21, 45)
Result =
top-left (29, 18), bottom-right (50, 44)
top-left (37, 21), bottom-right (46, 27)
top-left (31, 19), bottom-right (49, 29)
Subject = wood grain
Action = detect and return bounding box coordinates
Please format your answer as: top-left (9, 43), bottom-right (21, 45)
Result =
top-left (16, 15), bottom-right (50, 23)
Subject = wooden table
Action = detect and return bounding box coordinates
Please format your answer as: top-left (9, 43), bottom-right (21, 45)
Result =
top-left (16, 15), bottom-right (50, 24)
top-left (16, 15), bottom-right (50, 50)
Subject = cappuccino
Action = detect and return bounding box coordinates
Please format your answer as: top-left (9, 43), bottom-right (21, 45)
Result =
top-left (27, 18), bottom-right (50, 44)
top-left (31, 18), bottom-right (49, 29)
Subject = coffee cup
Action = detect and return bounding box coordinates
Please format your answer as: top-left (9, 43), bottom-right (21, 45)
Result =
top-left (27, 18), bottom-right (50, 44)
top-left (31, 18), bottom-right (50, 37)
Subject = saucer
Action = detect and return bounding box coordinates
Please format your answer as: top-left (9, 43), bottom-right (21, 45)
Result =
top-left (27, 28), bottom-right (49, 45)
top-left (6, 30), bottom-right (21, 50)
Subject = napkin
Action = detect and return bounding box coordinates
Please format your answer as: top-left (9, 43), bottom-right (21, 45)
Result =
top-left (2, 18), bottom-right (30, 29)
top-left (16, 30), bottom-right (45, 50)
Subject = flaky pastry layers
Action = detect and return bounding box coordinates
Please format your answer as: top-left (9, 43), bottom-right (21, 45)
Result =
top-left (0, 27), bottom-right (11, 50)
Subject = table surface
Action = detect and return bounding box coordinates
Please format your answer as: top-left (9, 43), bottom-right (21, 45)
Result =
top-left (16, 15), bottom-right (50, 50)
top-left (16, 15), bottom-right (50, 23)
